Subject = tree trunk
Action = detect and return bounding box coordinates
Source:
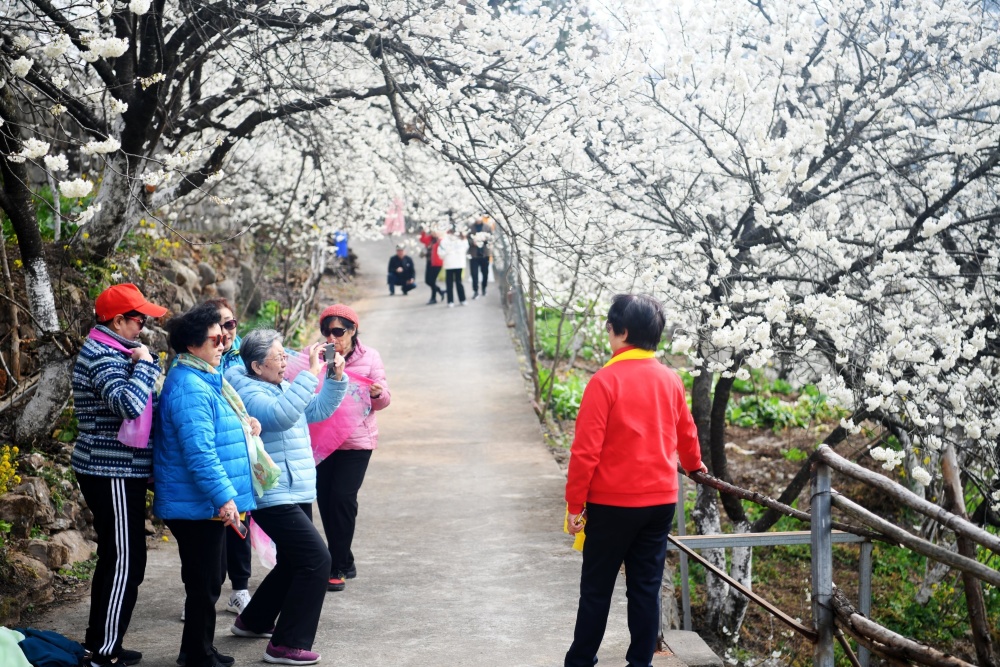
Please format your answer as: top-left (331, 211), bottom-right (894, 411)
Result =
top-left (660, 557), bottom-right (681, 641)
top-left (69, 149), bottom-right (140, 259)
top-left (718, 521), bottom-right (752, 638)
top-left (1, 76), bottom-right (72, 445)
top-left (941, 446), bottom-right (997, 667)
top-left (690, 368), bottom-right (729, 627)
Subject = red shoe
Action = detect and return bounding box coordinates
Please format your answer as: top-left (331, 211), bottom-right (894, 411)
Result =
top-left (327, 574), bottom-right (345, 592)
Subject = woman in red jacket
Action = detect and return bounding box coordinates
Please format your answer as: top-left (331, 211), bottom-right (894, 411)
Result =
top-left (564, 293), bottom-right (707, 667)
top-left (419, 229), bottom-right (446, 304)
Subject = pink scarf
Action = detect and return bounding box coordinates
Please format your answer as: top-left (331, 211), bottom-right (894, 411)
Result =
top-left (283, 350), bottom-right (373, 464)
top-left (87, 328), bottom-right (154, 449)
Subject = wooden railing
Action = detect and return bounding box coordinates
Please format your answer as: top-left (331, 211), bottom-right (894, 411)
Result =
top-left (674, 446), bottom-right (997, 667)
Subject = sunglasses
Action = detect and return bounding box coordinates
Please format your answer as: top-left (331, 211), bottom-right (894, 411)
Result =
top-left (325, 327), bottom-right (354, 338)
top-left (221, 319), bottom-right (238, 331)
top-left (208, 334), bottom-right (225, 347)
top-left (124, 314), bottom-right (149, 328)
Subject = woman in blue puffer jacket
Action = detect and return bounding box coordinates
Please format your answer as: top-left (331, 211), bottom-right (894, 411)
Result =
top-left (154, 303), bottom-right (261, 667)
top-left (225, 328), bottom-right (347, 666)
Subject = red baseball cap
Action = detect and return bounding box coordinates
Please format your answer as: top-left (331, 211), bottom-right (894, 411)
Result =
top-left (95, 284), bottom-right (168, 321)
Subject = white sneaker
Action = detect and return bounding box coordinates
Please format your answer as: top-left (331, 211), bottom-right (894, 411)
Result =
top-left (226, 589), bottom-right (252, 615)
top-left (448, 303), bottom-right (455, 308)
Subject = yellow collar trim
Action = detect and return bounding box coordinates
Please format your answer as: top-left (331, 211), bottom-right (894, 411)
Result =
top-left (603, 348), bottom-right (656, 367)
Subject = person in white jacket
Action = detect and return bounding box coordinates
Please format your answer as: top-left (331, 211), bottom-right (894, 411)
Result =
top-left (438, 229), bottom-right (468, 307)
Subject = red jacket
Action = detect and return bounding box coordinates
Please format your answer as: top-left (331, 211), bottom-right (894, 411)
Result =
top-left (565, 347), bottom-right (702, 514)
top-left (419, 232), bottom-right (444, 267)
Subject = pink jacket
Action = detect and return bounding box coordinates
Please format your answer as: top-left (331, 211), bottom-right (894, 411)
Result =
top-left (338, 341), bottom-right (390, 451)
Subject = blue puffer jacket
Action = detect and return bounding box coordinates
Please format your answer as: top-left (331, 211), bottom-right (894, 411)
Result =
top-left (153, 364), bottom-right (256, 519)
top-left (220, 335), bottom-right (244, 375)
top-left (226, 366), bottom-right (347, 509)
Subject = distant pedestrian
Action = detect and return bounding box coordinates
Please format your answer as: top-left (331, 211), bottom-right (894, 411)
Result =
top-left (438, 228), bottom-right (468, 307)
top-left (419, 229), bottom-right (446, 304)
top-left (314, 304), bottom-right (390, 592)
top-left (387, 244), bottom-right (416, 296)
top-left (468, 215), bottom-right (493, 299)
top-left (72, 283), bottom-right (167, 667)
top-left (564, 294), bottom-right (707, 667)
top-left (226, 329), bottom-right (347, 666)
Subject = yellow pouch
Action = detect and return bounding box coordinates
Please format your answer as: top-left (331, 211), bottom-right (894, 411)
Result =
top-left (563, 505), bottom-right (586, 551)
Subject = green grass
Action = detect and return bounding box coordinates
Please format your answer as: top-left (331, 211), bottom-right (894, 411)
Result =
top-left (59, 555), bottom-right (98, 580)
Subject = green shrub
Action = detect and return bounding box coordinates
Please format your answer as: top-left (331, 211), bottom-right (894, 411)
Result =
top-left (538, 367), bottom-right (588, 421)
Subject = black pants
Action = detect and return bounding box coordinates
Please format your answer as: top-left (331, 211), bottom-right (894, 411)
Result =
top-left (388, 274), bottom-right (416, 295)
top-left (240, 504), bottom-right (330, 649)
top-left (469, 257), bottom-right (489, 294)
top-left (315, 449), bottom-right (373, 575)
top-left (166, 519), bottom-right (225, 667)
top-left (565, 503), bottom-right (676, 667)
top-left (425, 264), bottom-right (444, 302)
top-left (445, 268), bottom-right (465, 304)
top-left (77, 474), bottom-right (148, 661)
top-left (222, 518), bottom-right (252, 590)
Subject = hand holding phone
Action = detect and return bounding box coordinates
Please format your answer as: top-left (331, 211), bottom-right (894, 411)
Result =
top-left (229, 520), bottom-right (248, 540)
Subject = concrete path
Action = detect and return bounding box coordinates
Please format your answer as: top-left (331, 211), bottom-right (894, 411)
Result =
top-left (37, 237), bottom-right (651, 667)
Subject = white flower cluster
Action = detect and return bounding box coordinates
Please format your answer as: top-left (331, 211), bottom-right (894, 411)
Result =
top-left (44, 154), bottom-right (69, 173)
top-left (869, 447), bottom-right (905, 471)
top-left (911, 467), bottom-right (932, 487)
top-left (129, 0), bottom-right (152, 14)
top-left (43, 34), bottom-right (72, 59)
top-left (82, 37), bottom-right (129, 62)
top-left (10, 57), bottom-right (33, 78)
top-left (82, 138), bottom-right (121, 155)
top-left (59, 178), bottom-right (93, 198)
top-left (19, 138), bottom-right (50, 160)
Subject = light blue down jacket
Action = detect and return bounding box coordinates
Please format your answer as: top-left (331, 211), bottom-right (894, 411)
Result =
top-left (226, 366), bottom-right (347, 509)
top-left (153, 364), bottom-right (255, 519)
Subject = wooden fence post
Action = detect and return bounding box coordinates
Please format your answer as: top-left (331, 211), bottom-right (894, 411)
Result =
top-left (812, 462), bottom-right (834, 666)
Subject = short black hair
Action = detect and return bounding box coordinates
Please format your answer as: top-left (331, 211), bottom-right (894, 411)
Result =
top-left (165, 302), bottom-right (222, 353)
top-left (606, 294), bottom-right (666, 351)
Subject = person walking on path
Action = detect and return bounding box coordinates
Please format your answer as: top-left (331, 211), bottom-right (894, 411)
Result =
top-left (226, 329), bottom-right (347, 666)
top-left (438, 228), bottom-right (468, 307)
top-left (387, 244), bottom-right (417, 296)
top-left (467, 215), bottom-right (493, 299)
top-left (313, 304), bottom-right (390, 592)
top-left (154, 303), bottom-right (267, 667)
top-left (564, 294), bottom-right (707, 667)
top-left (72, 283), bottom-right (167, 667)
top-left (419, 229), bottom-right (446, 304)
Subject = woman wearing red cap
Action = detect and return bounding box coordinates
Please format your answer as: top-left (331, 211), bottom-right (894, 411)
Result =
top-left (313, 304), bottom-right (390, 592)
top-left (72, 283), bottom-right (167, 667)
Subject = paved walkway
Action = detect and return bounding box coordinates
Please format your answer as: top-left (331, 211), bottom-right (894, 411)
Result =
top-left (38, 237), bottom-right (637, 666)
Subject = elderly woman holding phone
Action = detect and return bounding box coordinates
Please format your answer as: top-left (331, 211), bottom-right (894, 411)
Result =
top-left (314, 304), bottom-right (390, 593)
top-left (225, 329), bottom-right (346, 666)
top-left (154, 303), bottom-right (266, 667)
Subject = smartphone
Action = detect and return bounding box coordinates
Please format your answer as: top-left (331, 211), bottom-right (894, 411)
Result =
top-left (229, 520), bottom-right (248, 540)
top-left (323, 343), bottom-right (337, 363)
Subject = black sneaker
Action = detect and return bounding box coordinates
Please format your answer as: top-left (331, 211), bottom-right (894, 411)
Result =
top-left (119, 650), bottom-right (143, 666)
top-left (343, 565), bottom-right (357, 579)
top-left (177, 647), bottom-right (235, 666)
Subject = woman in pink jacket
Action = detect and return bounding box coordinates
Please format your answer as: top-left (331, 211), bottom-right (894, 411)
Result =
top-left (314, 304), bottom-right (390, 592)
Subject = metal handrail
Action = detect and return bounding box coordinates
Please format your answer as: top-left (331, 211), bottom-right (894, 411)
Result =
top-left (667, 534), bottom-right (820, 643)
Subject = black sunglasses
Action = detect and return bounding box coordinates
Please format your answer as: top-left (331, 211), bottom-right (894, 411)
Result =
top-left (325, 326), bottom-right (354, 338)
top-left (221, 319), bottom-right (238, 331)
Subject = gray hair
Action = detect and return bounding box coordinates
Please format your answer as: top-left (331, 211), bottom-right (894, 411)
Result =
top-left (240, 328), bottom-right (284, 376)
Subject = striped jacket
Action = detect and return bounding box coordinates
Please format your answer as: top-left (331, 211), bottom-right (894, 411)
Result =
top-left (71, 326), bottom-right (161, 478)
